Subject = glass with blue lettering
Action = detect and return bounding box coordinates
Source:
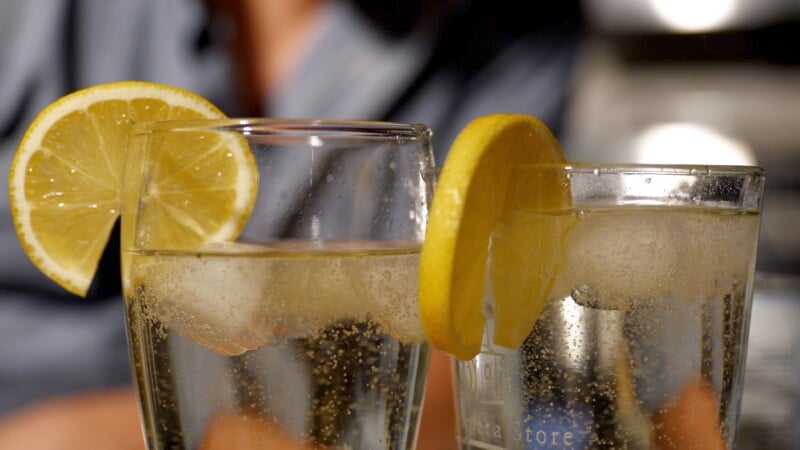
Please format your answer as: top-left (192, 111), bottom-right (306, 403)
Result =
top-left (453, 164), bottom-right (764, 449)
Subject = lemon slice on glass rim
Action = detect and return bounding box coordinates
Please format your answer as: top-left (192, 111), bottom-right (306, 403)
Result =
top-left (419, 114), bottom-right (571, 360)
top-left (8, 81), bottom-right (257, 297)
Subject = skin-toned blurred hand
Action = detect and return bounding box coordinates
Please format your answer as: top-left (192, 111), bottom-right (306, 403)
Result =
top-left (0, 353), bottom-right (727, 450)
top-left (0, 351), bottom-right (457, 450)
top-left (200, 414), bottom-right (315, 449)
top-left (0, 389), bottom-right (144, 450)
top-left (652, 377), bottom-right (726, 450)
top-left (198, 351), bottom-right (457, 450)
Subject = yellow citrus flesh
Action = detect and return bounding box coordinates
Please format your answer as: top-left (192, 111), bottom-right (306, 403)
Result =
top-left (490, 167), bottom-right (574, 349)
top-left (8, 81), bottom-right (257, 297)
top-left (121, 122), bottom-right (256, 256)
top-left (418, 114), bottom-right (570, 360)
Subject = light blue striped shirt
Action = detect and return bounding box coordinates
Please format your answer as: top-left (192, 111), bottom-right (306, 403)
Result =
top-left (0, 0), bottom-right (580, 415)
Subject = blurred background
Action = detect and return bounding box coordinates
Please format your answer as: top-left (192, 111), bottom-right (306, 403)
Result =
top-left (0, 1), bottom-right (796, 448)
top-left (566, 0), bottom-right (800, 447)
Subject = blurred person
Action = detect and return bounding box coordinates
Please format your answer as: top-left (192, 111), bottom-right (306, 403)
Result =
top-left (0, 0), bottom-right (583, 448)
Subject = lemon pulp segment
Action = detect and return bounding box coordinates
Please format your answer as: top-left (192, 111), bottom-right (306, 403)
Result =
top-left (8, 81), bottom-right (257, 297)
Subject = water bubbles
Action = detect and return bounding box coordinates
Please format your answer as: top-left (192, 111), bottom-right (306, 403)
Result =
top-left (571, 284), bottom-right (599, 308)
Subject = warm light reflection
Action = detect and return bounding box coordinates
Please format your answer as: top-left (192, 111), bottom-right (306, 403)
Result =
top-left (649, 0), bottom-right (738, 32)
top-left (634, 122), bottom-right (756, 166)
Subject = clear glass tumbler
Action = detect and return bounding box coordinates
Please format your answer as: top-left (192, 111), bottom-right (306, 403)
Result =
top-left (454, 164), bottom-right (765, 450)
top-left (122, 119), bottom-right (436, 450)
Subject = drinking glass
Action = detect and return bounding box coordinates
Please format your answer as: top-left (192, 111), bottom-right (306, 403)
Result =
top-left (454, 164), bottom-right (765, 449)
top-left (122, 119), bottom-right (436, 450)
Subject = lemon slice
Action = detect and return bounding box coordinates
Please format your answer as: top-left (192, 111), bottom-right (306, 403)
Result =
top-left (8, 81), bottom-right (257, 297)
top-left (418, 114), bottom-right (570, 360)
top-left (489, 167), bottom-right (573, 349)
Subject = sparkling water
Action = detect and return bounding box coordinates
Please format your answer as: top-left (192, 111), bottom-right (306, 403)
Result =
top-left (125, 243), bottom-right (429, 450)
top-left (456, 207), bottom-right (761, 449)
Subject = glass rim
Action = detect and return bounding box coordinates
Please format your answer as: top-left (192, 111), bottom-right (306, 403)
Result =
top-left (513, 161), bottom-right (765, 176)
top-left (130, 117), bottom-right (432, 140)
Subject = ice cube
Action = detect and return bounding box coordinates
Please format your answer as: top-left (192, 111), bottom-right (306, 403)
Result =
top-left (563, 210), bottom-right (760, 309)
top-left (564, 211), bottom-right (691, 309)
top-left (132, 242), bottom-right (277, 356)
top-left (132, 242), bottom-right (426, 355)
top-left (275, 247), bottom-right (424, 342)
top-left (343, 253), bottom-right (424, 343)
